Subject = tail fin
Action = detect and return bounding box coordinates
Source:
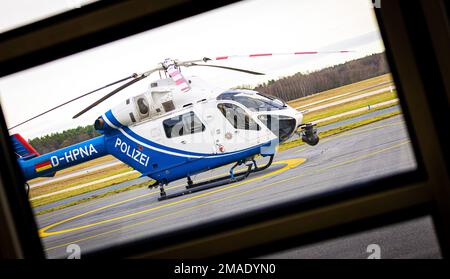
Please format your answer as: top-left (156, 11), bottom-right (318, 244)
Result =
top-left (11, 134), bottom-right (40, 160)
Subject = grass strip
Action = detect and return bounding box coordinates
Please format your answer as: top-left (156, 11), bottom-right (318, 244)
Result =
top-left (315, 101), bottom-right (399, 128)
top-left (288, 74), bottom-right (393, 108)
top-left (35, 181), bottom-right (150, 216)
top-left (30, 165), bottom-right (133, 198)
top-left (303, 91), bottom-right (397, 123)
top-left (30, 171), bottom-right (141, 208)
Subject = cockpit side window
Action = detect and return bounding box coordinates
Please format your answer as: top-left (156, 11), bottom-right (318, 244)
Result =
top-left (163, 111), bottom-right (205, 138)
top-left (233, 95), bottom-right (283, 112)
top-left (256, 93), bottom-right (286, 108)
top-left (217, 103), bottom-right (260, 131)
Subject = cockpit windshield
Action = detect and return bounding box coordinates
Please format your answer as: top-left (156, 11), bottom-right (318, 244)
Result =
top-left (217, 91), bottom-right (286, 112)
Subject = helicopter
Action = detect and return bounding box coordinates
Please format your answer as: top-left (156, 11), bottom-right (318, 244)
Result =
top-left (9, 52), bottom-right (348, 200)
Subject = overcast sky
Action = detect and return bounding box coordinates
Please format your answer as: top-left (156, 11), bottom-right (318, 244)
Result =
top-left (0, 0), bottom-right (385, 140)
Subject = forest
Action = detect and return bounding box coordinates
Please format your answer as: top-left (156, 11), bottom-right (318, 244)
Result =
top-left (253, 52), bottom-right (389, 101)
top-left (28, 125), bottom-right (100, 154)
top-left (27, 52), bottom-right (390, 154)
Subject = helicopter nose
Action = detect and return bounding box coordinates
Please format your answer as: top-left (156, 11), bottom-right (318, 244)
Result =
top-left (258, 114), bottom-right (298, 143)
top-left (278, 116), bottom-right (297, 142)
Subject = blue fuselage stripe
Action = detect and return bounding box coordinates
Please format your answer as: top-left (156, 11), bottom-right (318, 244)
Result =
top-left (105, 110), bottom-right (124, 128)
top-left (105, 109), bottom-right (245, 157)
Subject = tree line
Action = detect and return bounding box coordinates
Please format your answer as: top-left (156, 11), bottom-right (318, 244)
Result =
top-left (28, 125), bottom-right (100, 154)
top-left (27, 52), bottom-right (389, 154)
top-left (253, 52), bottom-right (390, 101)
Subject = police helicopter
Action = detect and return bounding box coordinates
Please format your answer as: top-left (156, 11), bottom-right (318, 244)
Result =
top-left (9, 52), bottom-right (347, 200)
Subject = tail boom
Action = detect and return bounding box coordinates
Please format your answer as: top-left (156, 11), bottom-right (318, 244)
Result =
top-left (18, 136), bottom-right (107, 181)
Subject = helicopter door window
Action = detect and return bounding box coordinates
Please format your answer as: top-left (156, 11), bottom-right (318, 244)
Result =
top-left (217, 103), bottom-right (260, 131)
top-left (163, 111), bottom-right (205, 138)
top-left (182, 111), bottom-right (205, 134)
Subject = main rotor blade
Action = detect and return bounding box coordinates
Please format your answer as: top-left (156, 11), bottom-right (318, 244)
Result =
top-left (8, 74), bottom-right (137, 130)
top-left (208, 51), bottom-right (355, 61)
top-left (73, 74), bottom-right (149, 119)
top-left (188, 63), bottom-right (265, 75)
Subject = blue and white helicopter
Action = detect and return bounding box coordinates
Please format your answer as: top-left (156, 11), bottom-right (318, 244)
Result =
top-left (9, 53), bottom-right (331, 200)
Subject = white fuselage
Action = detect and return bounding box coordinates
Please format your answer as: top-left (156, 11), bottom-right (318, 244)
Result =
top-left (102, 75), bottom-right (303, 156)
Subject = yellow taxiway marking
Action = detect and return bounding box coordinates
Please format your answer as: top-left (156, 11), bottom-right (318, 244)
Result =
top-left (44, 164), bottom-right (301, 251)
top-left (39, 158), bottom-right (305, 238)
top-left (44, 139), bottom-right (410, 252)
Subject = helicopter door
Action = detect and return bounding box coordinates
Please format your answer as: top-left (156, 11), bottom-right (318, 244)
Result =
top-left (211, 102), bottom-right (262, 153)
top-left (162, 111), bottom-right (215, 155)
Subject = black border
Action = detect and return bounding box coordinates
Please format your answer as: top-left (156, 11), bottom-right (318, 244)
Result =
top-left (397, 0), bottom-right (450, 254)
top-left (0, 105), bottom-right (44, 258)
top-left (0, 0), bottom-right (436, 259)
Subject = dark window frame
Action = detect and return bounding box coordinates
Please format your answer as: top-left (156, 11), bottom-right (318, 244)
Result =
top-left (0, 0), bottom-right (449, 259)
top-left (217, 102), bottom-right (260, 131)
